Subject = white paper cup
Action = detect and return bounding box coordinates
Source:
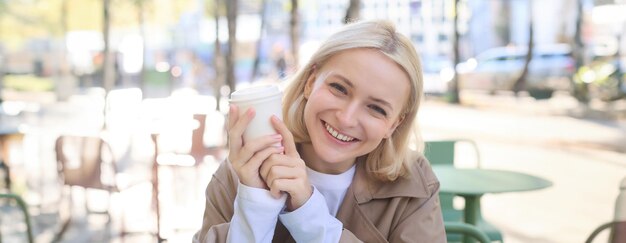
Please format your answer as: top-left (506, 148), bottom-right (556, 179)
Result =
top-left (229, 84), bottom-right (283, 143)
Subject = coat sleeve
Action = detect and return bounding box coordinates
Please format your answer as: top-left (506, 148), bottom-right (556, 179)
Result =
top-left (193, 161), bottom-right (238, 243)
top-left (389, 157), bottom-right (446, 243)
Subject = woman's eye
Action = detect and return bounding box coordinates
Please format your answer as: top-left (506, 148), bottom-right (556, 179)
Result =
top-left (369, 105), bottom-right (388, 117)
top-left (329, 82), bottom-right (347, 94)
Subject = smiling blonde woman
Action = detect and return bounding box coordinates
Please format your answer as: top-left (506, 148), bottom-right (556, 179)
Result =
top-left (194, 20), bottom-right (445, 243)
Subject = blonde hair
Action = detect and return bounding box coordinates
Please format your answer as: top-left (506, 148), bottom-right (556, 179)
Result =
top-left (282, 20), bottom-right (424, 182)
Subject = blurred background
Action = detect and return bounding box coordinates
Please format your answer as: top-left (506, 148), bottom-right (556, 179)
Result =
top-left (0, 0), bottom-right (625, 243)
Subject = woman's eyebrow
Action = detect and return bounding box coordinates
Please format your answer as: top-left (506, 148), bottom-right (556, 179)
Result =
top-left (329, 73), bottom-right (354, 88)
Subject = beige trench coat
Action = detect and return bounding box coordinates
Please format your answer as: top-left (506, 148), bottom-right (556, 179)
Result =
top-left (192, 155), bottom-right (445, 243)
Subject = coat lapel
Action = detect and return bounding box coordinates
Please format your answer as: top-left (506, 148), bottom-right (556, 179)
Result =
top-left (336, 158), bottom-right (432, 242)
top-left (336, 180), bottom-right (388, 243)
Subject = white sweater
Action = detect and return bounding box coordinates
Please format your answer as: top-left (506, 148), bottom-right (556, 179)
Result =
top-left (226, 165), bottom-right (356, 243)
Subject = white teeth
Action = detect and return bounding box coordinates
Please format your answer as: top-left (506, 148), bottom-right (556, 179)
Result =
top-left (325, 123), bottom-right (355, 142)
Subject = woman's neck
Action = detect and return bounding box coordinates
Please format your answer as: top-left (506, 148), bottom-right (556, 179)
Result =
top-left (298, 143), bottom-right (356, 175)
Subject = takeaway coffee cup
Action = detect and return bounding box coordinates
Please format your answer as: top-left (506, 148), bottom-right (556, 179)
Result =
top-left (229, 84), bottom-right (283, 143)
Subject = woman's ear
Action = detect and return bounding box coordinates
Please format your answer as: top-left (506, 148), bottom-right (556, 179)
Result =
top-left (304, 68), bottom-right (317, 99)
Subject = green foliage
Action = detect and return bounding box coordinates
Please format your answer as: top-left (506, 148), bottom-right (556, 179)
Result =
top-left (2, 74), bottom-right (55, 92)
top-left (145, 69), bottom-right (170, 87)
top-left (0, 0), bottom-right (194, 46)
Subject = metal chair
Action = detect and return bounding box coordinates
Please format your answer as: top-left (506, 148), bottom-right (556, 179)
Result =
top-left (0, 192), bottom-right (34, 243)
top-left (585, 176), bottom-right (626, 243)
top-left (585, 221), bottom-right (626, 243)
top-left (154, 113), bottom-right (225, 166)
top-left (150, 113), bottom-right (225, 241)
top-left (425, 139), bottom-right (482, 221)
top-left (424, 139), bottom-right (482, 168)
top-left (153, 113), bottom-right (225, 193)
top-left (425, 139), bottom-right (502, 242)
top-left (54, 135), bottom-right (152, 241)
top-left (445, 221), bottom-right (491, 243)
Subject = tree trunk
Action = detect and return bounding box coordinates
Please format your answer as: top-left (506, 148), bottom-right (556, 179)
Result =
top-left (251, 0), bottom-right (267, 81)
top-left (289, 0), bottom-right (299, 68)
top-left (137, 0), bottom-right (146, 91)
top-left (225, 0), bottom-right (237, 93)
top-left (102, 0), bottom-right (113, 130)
top-left (449, 0), bottom-right (461, 104)
top-left (61, 0), bottom-right (68, 75)
top-left (513, 0), bottom-right (534, 95)
top-left (344, 0), bottom-right (360, 24)
top-left (214, 0), bottom-right (224, 110)
top-left (102, 0), bottom-right (114, 92)
top-left (57, 0), bottom-right (70, 101)
top-left (0, 3), bottom-right (6, 93)
top-left (572, 0), bottom-right (589, 103)
top-left (495, 1), bottom-right (511, 45)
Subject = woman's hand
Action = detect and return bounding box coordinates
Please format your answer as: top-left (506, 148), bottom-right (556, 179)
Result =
top-left (260, 115), bottom-right (313, 211)
top-left (228, 105), bottom-right (284, 189)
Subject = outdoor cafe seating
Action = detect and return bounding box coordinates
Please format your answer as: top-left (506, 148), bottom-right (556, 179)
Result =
top-left (54, 134), bottom-right (154, 241)
top-left (150, 110), bottom-right (226, 241)
top-left (424, 139), bottom-right (503, 242)
top-left (425, 138), bottom-right (553, 243)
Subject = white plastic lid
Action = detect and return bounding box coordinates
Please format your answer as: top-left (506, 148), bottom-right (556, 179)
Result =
top-left (230, 84), bottom-right (281, 102)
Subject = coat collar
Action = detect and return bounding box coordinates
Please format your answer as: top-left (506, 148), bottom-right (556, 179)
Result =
top-left (351, 157), bottom-right (431, 204)
top-left (334, 156), bottom-right (435, 243)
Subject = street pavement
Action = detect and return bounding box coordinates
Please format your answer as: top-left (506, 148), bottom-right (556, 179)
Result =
top-left (3, 89), bottom-right (626, 242)
top-left (422, 91), bottom-right (626, 153)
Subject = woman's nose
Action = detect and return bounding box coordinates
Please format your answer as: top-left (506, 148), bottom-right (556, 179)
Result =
top-left (336, 102), bottom-right (359, 127)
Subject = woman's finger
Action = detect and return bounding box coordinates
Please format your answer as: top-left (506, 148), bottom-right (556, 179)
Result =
top-left (227, 105), bottom-right (240, 152)
top-left (231, 134), bottom-right (282, 167)
top-left (237, 145), bottom-right (284, 188)
top-left (269, 177), bottom-right (312, 209)
top-left (259, 153), bottom-right (311, 209)
top-left (265, 165), bottom-right (297, 198)
top-left (259, 153), bottom-right (290, 182)
top-left (227, 104), bottom-right (238, 132)
top-left (229, 134), bottom-right (283, 189)
top-left (271, 115), bottom-right (298, 157)
top-left (244, 145), bottom-right (285, 172)
top-left (228, 107), bottom-right (254, 152)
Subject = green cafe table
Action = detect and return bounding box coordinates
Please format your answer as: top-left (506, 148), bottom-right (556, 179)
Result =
top-left (432, 165), bottom-right (553, 242)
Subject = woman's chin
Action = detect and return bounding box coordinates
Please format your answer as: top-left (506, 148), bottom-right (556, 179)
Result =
top-left (313, 147), bottom-right (358, 169)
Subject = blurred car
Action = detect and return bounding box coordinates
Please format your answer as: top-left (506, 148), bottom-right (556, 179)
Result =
top-left (456, 44), bottom-right (575, 96)
top-left (421, 56), bottom-right (454, 95)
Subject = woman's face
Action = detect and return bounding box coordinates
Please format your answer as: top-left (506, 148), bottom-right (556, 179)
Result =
top-left (301, 48), bottom-right (410, 173)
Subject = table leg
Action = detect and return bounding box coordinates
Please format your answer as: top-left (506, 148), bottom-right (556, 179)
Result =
top-left (463, 195), bottom-right (482, 243)
top-left (464, 195), bottom-right (481, 225)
